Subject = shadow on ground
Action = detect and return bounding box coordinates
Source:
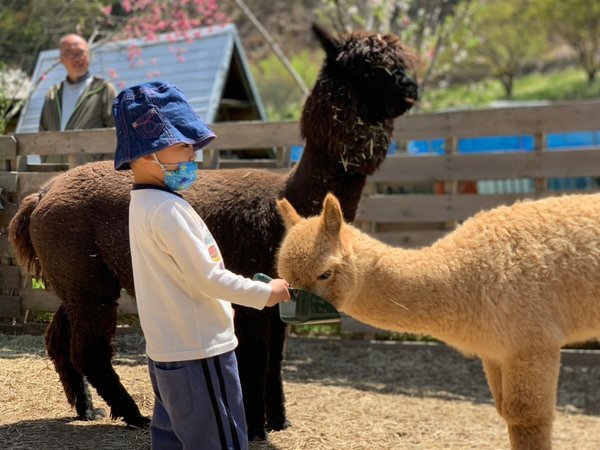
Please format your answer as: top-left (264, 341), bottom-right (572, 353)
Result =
top-left (0, 418), bottom-right (149, 450)
top-left (282, 337), bottom-right (600, 416)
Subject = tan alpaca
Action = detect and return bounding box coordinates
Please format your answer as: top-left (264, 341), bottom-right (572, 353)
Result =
top-left (276, 193), bottom-right (600, 450)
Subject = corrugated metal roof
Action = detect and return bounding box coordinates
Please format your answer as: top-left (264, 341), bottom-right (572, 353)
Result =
top-left (16, 23), bottom-right (265, 134)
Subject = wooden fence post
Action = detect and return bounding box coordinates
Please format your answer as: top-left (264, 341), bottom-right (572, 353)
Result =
top-left (443, 137), bottom-right (459, 230)
top-left (0, 135), bottom-right (26, 326)
top-left (534, 132), bottom-right (548, 193)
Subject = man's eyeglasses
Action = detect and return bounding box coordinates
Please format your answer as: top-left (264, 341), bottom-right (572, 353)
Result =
top-left (61, 50), bottom-right (87, 60)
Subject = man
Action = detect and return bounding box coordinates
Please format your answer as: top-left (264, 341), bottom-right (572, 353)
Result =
top-left (39, 34), bottom-right (117, 163)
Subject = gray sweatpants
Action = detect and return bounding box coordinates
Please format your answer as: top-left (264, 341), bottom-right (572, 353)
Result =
top-left (148, 351), bottom-right (248, 450)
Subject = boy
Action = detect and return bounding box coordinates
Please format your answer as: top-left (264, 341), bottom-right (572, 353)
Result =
top-left (113, 81), bottom-right (291, 450)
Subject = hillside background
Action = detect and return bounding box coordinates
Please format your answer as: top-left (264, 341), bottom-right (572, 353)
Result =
top-left (1, 0), bottom-right (599, 129)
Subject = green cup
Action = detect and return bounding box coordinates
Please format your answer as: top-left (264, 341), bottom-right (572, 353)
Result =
top-left (253, 273), bottom-right (341, 325)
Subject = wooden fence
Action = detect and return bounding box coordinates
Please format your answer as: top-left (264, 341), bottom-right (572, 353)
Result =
top-left (1, 99), bottom-right (600, 334)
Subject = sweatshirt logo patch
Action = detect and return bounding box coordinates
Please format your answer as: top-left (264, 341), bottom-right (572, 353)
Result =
top-left (208, 244), bottom-right (221, 262)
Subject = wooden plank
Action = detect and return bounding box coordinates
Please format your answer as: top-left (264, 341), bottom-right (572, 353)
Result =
top-left (0, 234), bottom-right (15, 259)
top-left (26, 163), bottom-right (69, 172)
top-left (13, 122), bottom-right (302, 156)
top-left (217, 159), bottom-right (278, 169)
top-left (0, 265), bottom-right (22, 289)
top-left (369, 148), bottom-right (600, 183)
top-left (9, 100), bottom-right (600, 159)
top-left (534, 132), bottom-right (548, 193)
top-left (393, 99), bottom-right (600, 141)
top-left (206, 121), bottom-right (302, 150)
top-left (0, 295), bottom-right (21, 317)
top-left (18, 172), bottom-right (57, 198)
top-left (356, 193), bottom-right (546, 223)
top-left (0, 172), bottom-right (18, 193)
top-left (0, 135), bottom-right (17, 160)
top-left (0, 203), bottom-right (17, 227)
top-left (16, 129), bottom-right (117, 156)
top-left (21, 288), bottom-right (139, 315)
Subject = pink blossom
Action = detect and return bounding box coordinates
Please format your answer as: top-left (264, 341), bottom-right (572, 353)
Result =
top-left (122, 0), bottom-right (132, 13)
top-left (101, 5), bottom-right (112, 16)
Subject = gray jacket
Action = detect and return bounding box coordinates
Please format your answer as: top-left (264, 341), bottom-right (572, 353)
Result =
top-left (39, 76), bottom-right (117, 131)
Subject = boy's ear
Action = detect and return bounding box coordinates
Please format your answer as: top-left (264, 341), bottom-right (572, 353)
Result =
top-left (276, 198), bottom-right (302, 229)
top-left (320, 193), bottom-right (343, 236)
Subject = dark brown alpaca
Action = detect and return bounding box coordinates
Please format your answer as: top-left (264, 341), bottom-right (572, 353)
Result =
top-left (8, 25), bottom-right (417, 440)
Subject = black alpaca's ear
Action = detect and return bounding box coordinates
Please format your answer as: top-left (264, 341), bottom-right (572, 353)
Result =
top-left (320, 193), bottom-right (343, 236)
top-left (312, 23), bottom-right (340, 58)
top-left (276, 198), bottom-right (302, 230)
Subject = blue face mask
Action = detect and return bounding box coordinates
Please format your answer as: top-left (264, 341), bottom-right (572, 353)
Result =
top-left (153, 155), bottom-right (198, 191)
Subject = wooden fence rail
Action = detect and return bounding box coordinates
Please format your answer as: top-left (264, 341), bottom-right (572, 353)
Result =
top-left (1, 98), bottom-right (600, 334)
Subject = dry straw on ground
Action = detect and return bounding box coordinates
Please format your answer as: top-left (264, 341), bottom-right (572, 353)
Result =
top-left (1, 333), bottom-right (598, 449)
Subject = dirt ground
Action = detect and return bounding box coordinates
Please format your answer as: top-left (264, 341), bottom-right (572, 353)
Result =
top-left (1, 333), bottom-right (599, 450)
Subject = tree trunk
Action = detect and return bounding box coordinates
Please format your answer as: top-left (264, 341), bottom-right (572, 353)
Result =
top-left (586, 68), bottom-right (597, 85)
top-left (501, 74), bottom-right (514, 98)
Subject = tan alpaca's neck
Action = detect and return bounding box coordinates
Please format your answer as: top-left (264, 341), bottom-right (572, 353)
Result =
top-left (342, 230), bottom-right (460, 340)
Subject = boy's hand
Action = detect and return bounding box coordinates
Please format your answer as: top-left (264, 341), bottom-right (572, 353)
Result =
top-left (266, 279), bottom-right (291, 307)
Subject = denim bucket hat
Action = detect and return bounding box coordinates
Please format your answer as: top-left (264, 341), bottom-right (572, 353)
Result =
top-left (113, 81), bottom-right (216, 170)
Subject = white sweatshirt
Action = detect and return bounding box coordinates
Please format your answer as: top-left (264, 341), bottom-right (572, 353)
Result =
top-left (129, 186), bottom-right (272, 362)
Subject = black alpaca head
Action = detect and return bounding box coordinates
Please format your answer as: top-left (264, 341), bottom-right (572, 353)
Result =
top-left (301, 24), bottom-right (418, 175)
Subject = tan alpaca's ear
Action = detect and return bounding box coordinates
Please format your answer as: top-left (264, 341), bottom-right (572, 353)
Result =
top-left (321, 193), bottom-right (343, 236)
top-left (276, 198), bottom-right (302, 230)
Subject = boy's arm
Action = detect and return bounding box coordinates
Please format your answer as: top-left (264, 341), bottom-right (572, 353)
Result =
top-left (153, 202), bottom-right (272, 309)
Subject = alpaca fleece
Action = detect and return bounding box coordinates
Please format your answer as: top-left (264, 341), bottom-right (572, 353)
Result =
top-left (8, 25), bottom-right (418, 441)
top-left (276, 193), bottom-right (600, 450)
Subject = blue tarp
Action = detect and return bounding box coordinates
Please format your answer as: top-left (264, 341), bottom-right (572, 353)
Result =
top-left (407, 131), bottom-right (600, 192)
top-left (291, 131), bottom-right (600, 193)
top-left (407, 131), bottom-right (600, 154)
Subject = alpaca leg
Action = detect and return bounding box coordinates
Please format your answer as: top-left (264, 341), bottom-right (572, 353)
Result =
top-left (265, 309), bottom-right (290, 431)
top-left (69, 302), bottom-right (148, 427)
top-left (234, 305), bottom-right (271, 441)
top-left (482, 358), bottom-right (503, 415)
top-left (45, 305), bottom-right (96, 420)
top-left (500, 350), bottom-right (560, 450)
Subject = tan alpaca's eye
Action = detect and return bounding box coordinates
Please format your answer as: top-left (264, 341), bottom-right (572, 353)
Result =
top-left (317, 270), bottom-right (332, 280)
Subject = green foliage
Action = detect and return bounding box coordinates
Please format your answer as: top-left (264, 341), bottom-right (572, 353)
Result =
top-left (314, 0), bottom-right (401, 34)
top-left (424, 67), bottom-right (600, 112)
top-left (0, 0), bottom-right (107, 75)
top-left (31, 278), bottom-right (45, 289)
top-left (250, 49), bottom-right (320, 121)
top-left (373, 332), bottom-right (438, 342)
top-left (445, 0), bottom-right (547, 98)
top-left (534, 0), bottom-right (600, 83)
top-left (0, 92), bottom-right (9, 134)
top-left (291, 323), bottom-right (347, 337)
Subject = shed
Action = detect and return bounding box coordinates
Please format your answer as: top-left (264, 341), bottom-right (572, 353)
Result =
top-left (16, 24), bottom-right (266, 139)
